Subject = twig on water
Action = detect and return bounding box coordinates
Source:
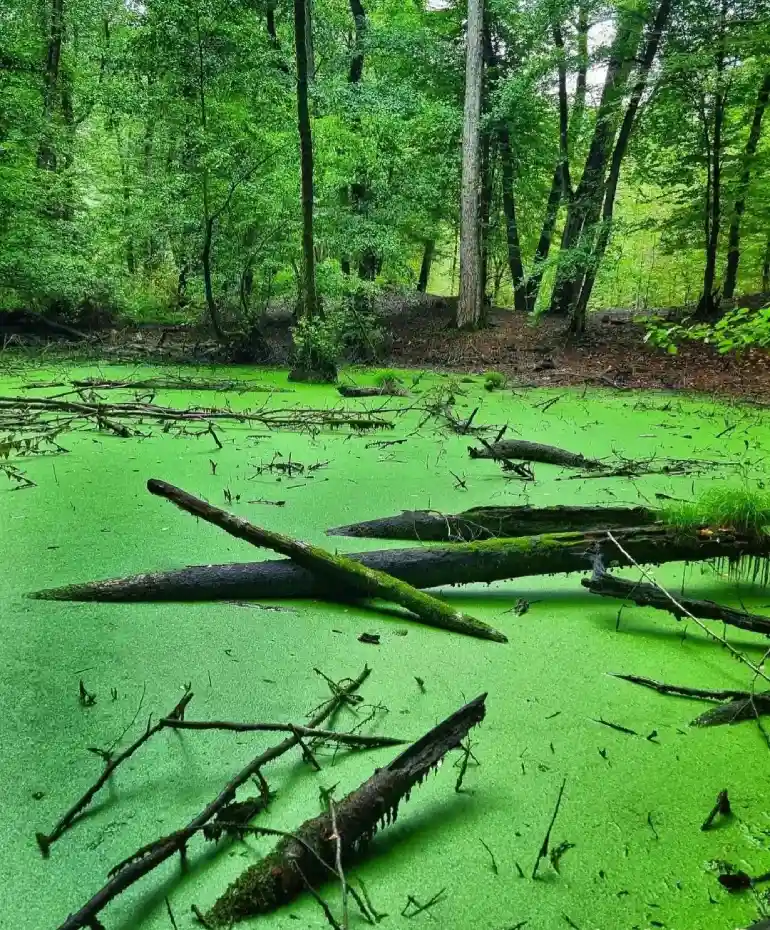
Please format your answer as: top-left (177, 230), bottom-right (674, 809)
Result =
top-left (701, 789), bottom-right (731, 831)
top-left (330, 799), bottom-right (349, 930)
top-left (532, 778), bottom-right (567, 879)
top-left (606, 531), bottom-right (770, 686)
top-left (55, 667), bottom-right (372, 930)
top-left (401, 888), bottom-right (446, 918)
top-left (37, 689), bottom-right (193, 857)
top-left (160, 718), bottom-right (404, 750)
top-left (479, 838), bottom-right (498, 875)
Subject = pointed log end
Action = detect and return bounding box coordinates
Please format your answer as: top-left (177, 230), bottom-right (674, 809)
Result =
top-left (325, 523), bottom-right (359, 537)
top-left (28, 584), bottom-right (101, 601)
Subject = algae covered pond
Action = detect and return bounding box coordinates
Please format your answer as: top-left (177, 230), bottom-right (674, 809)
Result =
top-left (3, 361), bottom-right (770, 930)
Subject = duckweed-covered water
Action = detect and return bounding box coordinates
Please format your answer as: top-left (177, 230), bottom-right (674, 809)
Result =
top-left (2, 360), bottom-right (770, 930)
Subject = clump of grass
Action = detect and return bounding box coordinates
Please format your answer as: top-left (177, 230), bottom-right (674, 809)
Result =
top-left (483, 371), bottom-right (506, 392)
top-left (374, 369), bottom-right (403, 391)
top-left (662, 486), bottom-right (770, 537)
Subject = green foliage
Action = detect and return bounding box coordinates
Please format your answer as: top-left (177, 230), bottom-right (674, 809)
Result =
top-left (374, 368), bottom-right (402, 388)
top-left (644, 305), bottom-right (770, 354)
top-left (483, 370), bottom-right (506, 391)
top-left (2, 0), bottom-right (770, 334)
top-left (662, 486), bottom-right (770, 536)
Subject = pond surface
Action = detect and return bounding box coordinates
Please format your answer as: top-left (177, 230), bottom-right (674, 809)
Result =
top-left (2, 360), bottom-right (769, 930)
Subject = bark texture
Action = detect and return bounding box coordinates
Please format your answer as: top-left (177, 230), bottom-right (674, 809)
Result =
top-left (456, 0), bottom-right (485, 329)
top-left (33, 527), bottom-right (770, 603)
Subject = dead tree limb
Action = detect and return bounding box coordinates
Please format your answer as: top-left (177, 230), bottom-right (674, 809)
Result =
top-left (583, 572), bottom-right (770, 636)
top-left (35, 526), bottom-right (770, 604)
top-left (329, 505), bottom-right (658, 541)
top-left (206, 694), bottom-right (486, 924)
top-left (146, 479), bottom-right (507, 643)
top-left (56, 667), bottom-right (373, 930)
top-left (36, 690), bottom-right (194, 857)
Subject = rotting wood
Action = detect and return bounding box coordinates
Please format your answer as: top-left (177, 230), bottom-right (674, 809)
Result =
top-left (468, 438), bottom-right (603, 469)
top-left (612, 673), bottom-right (770, 727)
top-left (0, 395), bottom-right (394, 433)
top-left (337, 385), bottom-right (408, 398)
top-left (146, 479), bottom-right (507, 643)
top-left (34, 526), bottom-right (770, 603)
top-left (583, 571), bottom-right (770, 636)
top-left (328, 505), bottom-right (658, 541)
top-left (56, 668), bottom-right (375, 930)
top-left (205, 694), bottom-right (486, 925)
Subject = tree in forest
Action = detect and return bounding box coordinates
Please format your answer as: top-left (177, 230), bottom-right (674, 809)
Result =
top-left (636, 0), bottom-right (770, 319)
top-left (457, 0), bottom-right (485, 329)
top-left (293, 0), bottom-right (317, 323)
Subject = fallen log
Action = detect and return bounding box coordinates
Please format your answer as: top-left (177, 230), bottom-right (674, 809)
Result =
top-left (146, 479), bottom-right (506, 643)
top-left (468, 438), bottom-right (604, 470)
top-left (612, 673), bottom-right (770, 728)
top-left (206, 693), bottom-right (486, 924)
top-left (582, 572), bottom-right (770, 636)
top-left (337, 385), bottom-right (408, 398)
top-left (328, 505), bottom-right (658, 541)
top-left (32, 526), bottom-right (770, 603)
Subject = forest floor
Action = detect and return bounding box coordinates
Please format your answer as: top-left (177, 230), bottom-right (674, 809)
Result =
top-left (386, 299), bottom-right (770, 401)
top-left (4, 297), bottom-right (770, 402)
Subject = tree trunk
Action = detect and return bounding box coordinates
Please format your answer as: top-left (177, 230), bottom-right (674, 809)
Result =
top-left (417, 240), bottom-right (435, 292)
top-left (524, 14), bottom-right (585, 313)
top-left (696, 1), bottom-right (728, 320)
top-left (456, 0), bottom-right (485, 329)
top-left (38, 0), bottom-right (65, 171)
top-left (722, 72), bottom-right (770, 300)
top-left (548, 10), bottom-right (643, 316)
top-left (328, 504), bottom-right (658, 541)
top-left (498, 124), bottom-right (526, 312)
top-left (572, 0), bottom-right (673, 328)
top-left (36, 526), bottom-right (770, 604)
top-left (697, 93), bottom-right (725, 318)
top-left (294, 0), bottom-right (317, 320)
top-left (194, 10), bottom-right (225, 340)
top-left (147, 479), bottom-right (506, 642)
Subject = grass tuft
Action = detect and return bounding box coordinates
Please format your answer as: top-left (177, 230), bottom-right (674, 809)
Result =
top-left (662, 486), bottom-right (770, 537)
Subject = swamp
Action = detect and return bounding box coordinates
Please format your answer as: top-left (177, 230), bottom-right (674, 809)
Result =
top-left (5, 0), bottom-right (770, 926)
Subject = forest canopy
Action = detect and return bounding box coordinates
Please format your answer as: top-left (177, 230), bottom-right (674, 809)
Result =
top-left (2, 0), bottom-right (770, 362)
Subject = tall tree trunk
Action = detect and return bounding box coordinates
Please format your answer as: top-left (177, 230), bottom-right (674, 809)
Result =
top-left (194, 8), bottom-right (225, 340)
top-left (763, 234), bottom-right (770, 293)
top-left (524, 13), bottom-right (586, 313)
top-left (572, 0), bottom-right (674, 329)
top-left (38, 0), bottom-right (65, 171)
top-left (341, 0), bottom-right (376, 283)
top-left (722, 72), bottom-right (770, 300)
top-left (498, 123), bottom-right (526, 312)
top-left (417, 240), bottom-right (435, 292)
top-left (456, 0), bottom-right (485, 329)
top-left (294, 0), bottom-right (317, 320)
top-left (695, 0), bottom-right (728, 320)
top-left (548, 10), bottom-right (643, 316)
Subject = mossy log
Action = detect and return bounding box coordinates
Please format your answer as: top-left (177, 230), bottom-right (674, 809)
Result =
top-left (207, 694), bottom-right (486, 924)
top-left (146, 480), bottom-right (506, 642)
top-left (337, 385), bottom-right (407, 398)
top-left (468, 438), bottom-right (604, 469)
top-left (328, 505), bottom-right (659, 541)
top-left (32, 526), bottom-right (770, 604)
top-left (583, 571), bottom-right (770, 636)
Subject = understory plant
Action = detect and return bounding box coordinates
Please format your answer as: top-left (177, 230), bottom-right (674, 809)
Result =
top-left (644, 306), bottom-right (770, 355)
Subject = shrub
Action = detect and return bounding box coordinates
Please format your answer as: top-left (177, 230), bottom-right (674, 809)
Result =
top-left (483, 370), bottom-right (506, 391)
